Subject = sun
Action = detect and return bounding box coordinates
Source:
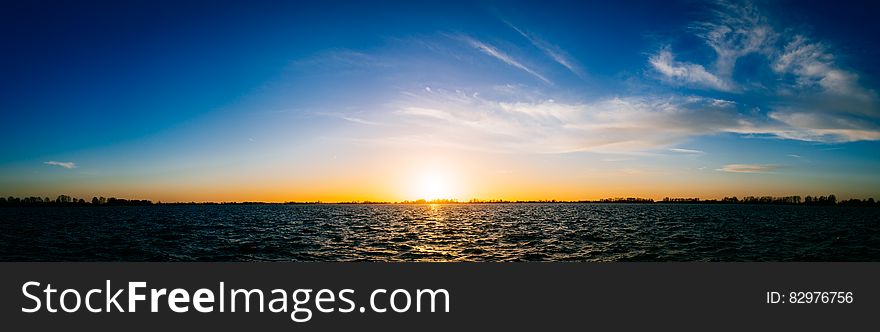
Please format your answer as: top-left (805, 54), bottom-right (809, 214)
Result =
top-left (412, 171), bottom-right (455, 201)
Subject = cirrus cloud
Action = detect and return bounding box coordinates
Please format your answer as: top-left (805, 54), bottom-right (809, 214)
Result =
top-left (44, 161), bottom-right (77, 169)
top-left (459, 35), bottom-right (552, 85)
top-left (379, 87), bottom-right (754, 154)
top-left (504, 21), bottom-right (586, 79)
top-left (716, 164), bottom-right (779, 173)
top-left (669, 148), bottom-right (705, 154)
top-left (649, 48), bottom-right (733, 91)
top-left (648, 0), bottom-right (880, 144)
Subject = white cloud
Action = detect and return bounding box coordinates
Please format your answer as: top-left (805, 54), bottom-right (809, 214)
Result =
top-left (669, 148), bottom-right (705, 154)
top-left (288, 4), bottom-right (880, 147)
top-left (773, 35), bottom-right (873, 101)
top-left (765, 111), bottom-right (880, 142)
top-left (716, 164), bottom-right (779, 173)
top-left (647, 0), bottom-right (880, 143)
top-left (696, 1), bottom-right (777, 77)
top-left (384, 88), bottom-right (752, 154)
top-left (651, 0), bottom-right (868, 98)
top-left (382, 82), bottom-right (877, 155)
top-left (649, 1), bottom-right (773, 91)
top-left (683, 0), bottom-right (874, 104)
top-left (341, 116), bottom-right (379, 126)
top-left (505, 21), bottom-right (586, 79)
top-left (289, 49), bottom-right (387, 70)
top-left (354, 77), bottom-right (877, 156)
top-left (318, 112), bottom-right (381, 126)
top-left (650, 48), bottom-right (733, 91)
top-left (44, 161), bottom-right (76, 169)
top-left (460, 36), bottom-right (552, 84)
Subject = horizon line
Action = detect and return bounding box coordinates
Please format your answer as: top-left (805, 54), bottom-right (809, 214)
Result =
top-left (3, 194), bottom-right (877, 206)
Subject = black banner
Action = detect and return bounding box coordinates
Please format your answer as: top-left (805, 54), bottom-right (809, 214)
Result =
top-left (0, 263), bottom-right (876, 330)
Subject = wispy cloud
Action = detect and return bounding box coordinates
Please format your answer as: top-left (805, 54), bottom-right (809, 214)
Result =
top-left (648, 0), bottom-right (880, 143)
top-left (716, 164), bottom-right (779, 173)
top-left (289, 48), bottom-right (387, 70)
top-left (383, 87), bottom-right (754, 154)
top-left (382, 80), bottom-right (880, 155)
top-left (287, 2), bottom-right (879, 148)
top-left (338, 115), bottom-right (380, 126)
top-left (317, 112), bottom-right (381, 126)
top-left (44, 161), bottom-right (76, 169)
top-left (669, 148), bottom-right (705, 154)
top-left (694, 0), bottom-right (870, 102)
top-left (649, 48), bottom-right (733, 91)
top-left (460, 35), bottom-right (552, 84)
top-left (504, 21), bottom-right (586, 79)
top-left (695, 0), bottom-right (776, 78)
top-left (772, 36), bottom-right (857, 94)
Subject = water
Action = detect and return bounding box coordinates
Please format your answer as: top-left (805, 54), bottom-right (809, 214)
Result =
top-left (0, 203), bottom-right (878, 261)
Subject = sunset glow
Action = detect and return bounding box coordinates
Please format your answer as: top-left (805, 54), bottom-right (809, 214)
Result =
top-left (412, 171), bottom-right (455, 201)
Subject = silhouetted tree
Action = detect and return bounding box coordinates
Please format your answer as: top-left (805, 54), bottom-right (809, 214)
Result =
top-left (55, 195), bottom-right (71, 204)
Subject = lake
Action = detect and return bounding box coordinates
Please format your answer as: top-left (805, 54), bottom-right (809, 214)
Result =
top-left (1, 203), bottom-right (878, 261)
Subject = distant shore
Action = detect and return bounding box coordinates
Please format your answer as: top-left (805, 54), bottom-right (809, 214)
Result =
top-left (2, 194), bottom-right (878, 207)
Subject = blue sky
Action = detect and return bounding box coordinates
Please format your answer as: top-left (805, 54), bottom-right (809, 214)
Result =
top-left (1, 0), bottom-right (879, 201)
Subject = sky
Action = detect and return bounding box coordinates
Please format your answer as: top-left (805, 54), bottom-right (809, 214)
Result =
top-left (2, 0), bottom-right (879, 202)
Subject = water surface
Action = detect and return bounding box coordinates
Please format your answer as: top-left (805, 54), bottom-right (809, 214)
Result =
top-left (1, 203), bottom-right (878, 261)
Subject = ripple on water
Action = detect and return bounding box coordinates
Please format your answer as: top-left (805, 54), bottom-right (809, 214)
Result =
top-left (0, 204), bottom-right (879, 261)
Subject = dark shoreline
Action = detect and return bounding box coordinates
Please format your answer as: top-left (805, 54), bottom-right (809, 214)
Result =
top-left (3, 193), bottom-right (879, 207)
top-left (2, 201), bottom-right (879, 207)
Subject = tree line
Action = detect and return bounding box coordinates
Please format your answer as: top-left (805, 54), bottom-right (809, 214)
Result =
top-left (0, 194), bottom-right (878, 207)
top-left (660, 194), bottom-right (878, 206)
top-left (0, 195), bottom-right (152, 206)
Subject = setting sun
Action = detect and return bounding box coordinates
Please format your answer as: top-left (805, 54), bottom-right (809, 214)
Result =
top-left (411, 170), bottom-right (457, 201)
